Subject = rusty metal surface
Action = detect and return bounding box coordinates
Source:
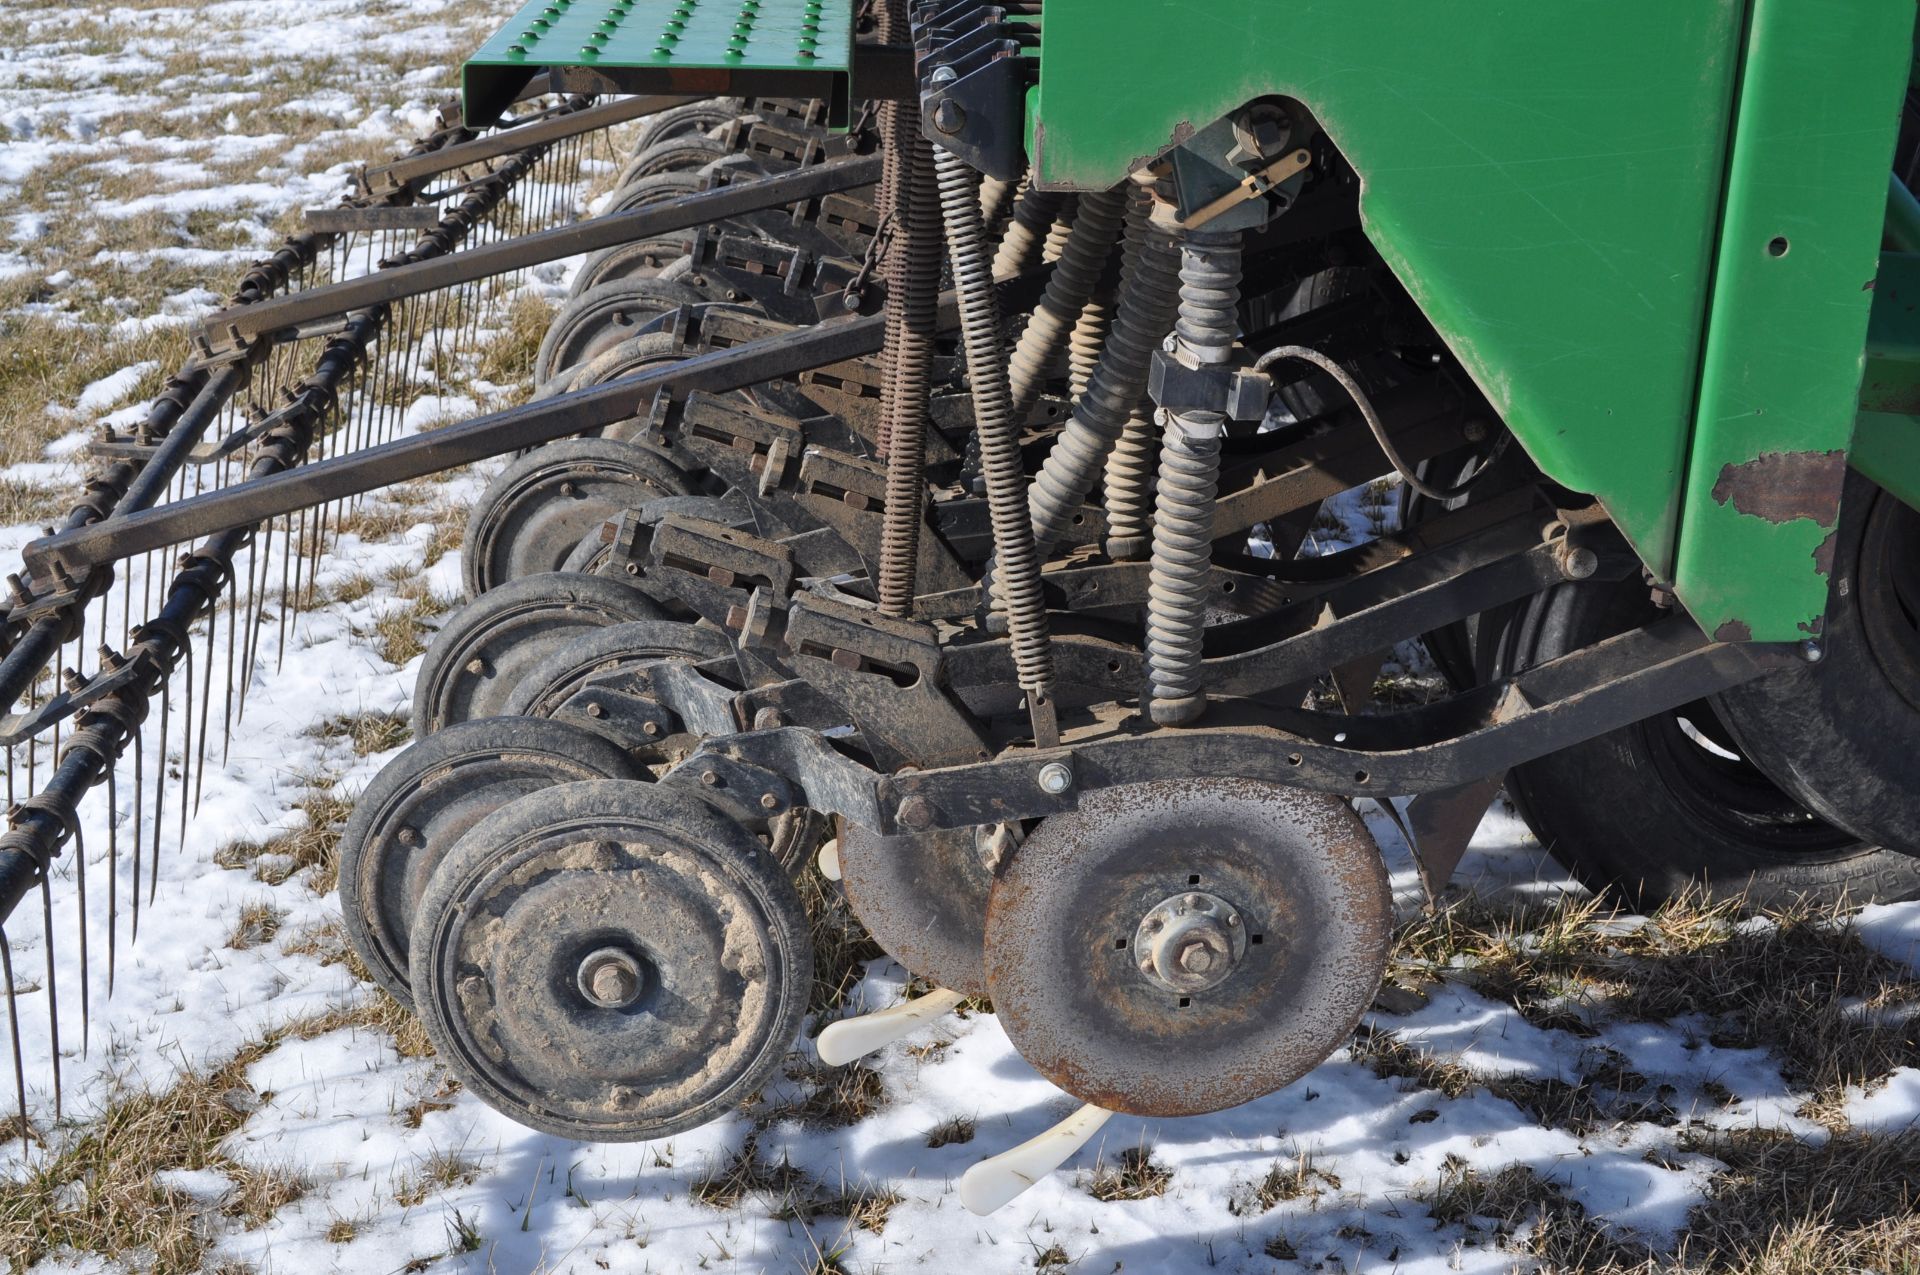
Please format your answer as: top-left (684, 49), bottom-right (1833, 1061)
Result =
top-left (837, 819), bottom-right (996, 996)
top-left (1709, 450), bottom-right (1850, 526)
top-left (983, 778), bottom-right (1392, 1117)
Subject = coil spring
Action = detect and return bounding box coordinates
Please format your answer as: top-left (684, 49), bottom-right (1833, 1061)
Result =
top-left (934, 146), bottom-right (1056, 735)
top-left (1006, 188), bottom-right (1126, 423)
top-left (1025, 187), bottom-right (1182, 554)
top-left (873, 8), bottom-right (941, 617)
top-left (1146, 229), bottom-right (1244, 726)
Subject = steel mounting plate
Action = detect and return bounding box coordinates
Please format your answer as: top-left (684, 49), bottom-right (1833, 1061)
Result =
top-left (465, 0), bottom-right (856, 127)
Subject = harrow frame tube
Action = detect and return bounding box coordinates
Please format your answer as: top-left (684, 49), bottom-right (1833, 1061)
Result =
top-left (193, 155), bottom-right (883, 352)
top-left (31, 317), bottom-right (884, 579)
top-left (360, 93), bottom-right (694, 194)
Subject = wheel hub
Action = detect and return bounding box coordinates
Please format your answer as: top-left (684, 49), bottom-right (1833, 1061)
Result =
top-left (1132, 889), bottom-right (1247, 995)
top-left (576, 945), bottom-right (647, 1009)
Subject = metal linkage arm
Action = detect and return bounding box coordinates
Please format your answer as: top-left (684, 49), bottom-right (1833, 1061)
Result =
top-left (193, 155), bottom-right (883, 353)
top-left (360, 94), bottom-right (692, 196)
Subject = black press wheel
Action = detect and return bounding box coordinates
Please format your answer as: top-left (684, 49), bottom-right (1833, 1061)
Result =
top-left (459, 438), bottom-right (693, 597)
top-left (408, 779), bottom-right (811, 1141)
top-left (1486, 573), bottom-right (1920, 909)
top-left (411, 572), bottom-right (665, 738)
top-left (336, 717), bottom-right (642, 1008)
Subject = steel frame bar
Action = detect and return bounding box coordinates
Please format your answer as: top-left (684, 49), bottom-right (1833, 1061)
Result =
top-left (859, 614), bottom-right (1786, 831)
top-left (361, 94), bottom-right (693, 194)
top-left (193, 155), bottom-right (883, 352)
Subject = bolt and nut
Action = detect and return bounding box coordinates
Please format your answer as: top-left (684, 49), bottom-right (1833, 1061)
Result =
top-left (1037, 761), bottom-right (1073, 795)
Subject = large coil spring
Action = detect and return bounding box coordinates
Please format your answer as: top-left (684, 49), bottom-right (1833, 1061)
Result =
top-left (1005, 188), bottom-right (1127, 422)
top-left (935, 147), bottom-right (1056, 741)
top-left (1146, 229), bottom-right (1244, 726)
top-left (1025, 188), bottom-right (1182, 554)
top-left (874, 0), bottom-right (941, 618)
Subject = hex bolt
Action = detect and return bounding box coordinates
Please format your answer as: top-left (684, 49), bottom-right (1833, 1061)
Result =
top-left (1557, 543), bottom-right (1599, 580)
top-left (1801, 638), bottom-right (1825, 663)
top-left (759, 792), bottom-right (780, 811)
top-left (897, 795), bottom-right (935, 830)
top-left (585, 701), bottom-right (605, 718)
top-left (576, 947), bottom-right (643, 1009)
top-left (1037, 761), bottom-right (1073, 795)
top-left (641, 721), bottom-right (661, 737)
top-left (699, 769), bottom-right (719, 787)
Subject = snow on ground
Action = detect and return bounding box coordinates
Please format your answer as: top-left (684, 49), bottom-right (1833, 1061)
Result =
top-left (2, 2), bottom-right (1920, 1273)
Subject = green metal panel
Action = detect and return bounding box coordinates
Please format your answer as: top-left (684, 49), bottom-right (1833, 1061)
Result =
top-left (1675, 0), bottom-right (1912, 641)
top-left (466, 0), bottom-right (852, 125)
top-left (1030, 1), bottom-right (1747, 594)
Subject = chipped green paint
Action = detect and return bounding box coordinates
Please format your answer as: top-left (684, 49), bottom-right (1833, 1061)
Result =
top-left (1674, 0), bottom-right (1911, 641)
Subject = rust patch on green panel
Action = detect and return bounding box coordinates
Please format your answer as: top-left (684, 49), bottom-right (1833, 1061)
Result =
top-left (1708, 450), bottom-right (1849, 525)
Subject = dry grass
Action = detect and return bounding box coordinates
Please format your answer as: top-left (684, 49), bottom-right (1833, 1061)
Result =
top-left (0, 1039), bottom-right (286, 1273)
top-left (226, 900), bottom-right (284, 950)
top-left (1232, 1149), bottom-right (1342, 1213)
top-left (693, 1137), bottom-right (900, 1231)
top-left (212, 781), bottom-right (355, 893)
top-left (392, 1145), bottom-right (480, 1209)
top-left (924, 1115), bottom-right (975, 1148)
top-left (308, 709), bottom-right (411, 757)
top-left (474, 293), bottom-right (557, 402)
top-left (798, 869), bottom-right (886, 1022)
top-left (1083, 1145), bottom-right (1173, 1203)
top-left (1386, 889), bottom-right (1920, 1125)
top-left (291, 992), bottom-right (434, 1061)
top-left (760, 1060), bottom-right (888, 1130)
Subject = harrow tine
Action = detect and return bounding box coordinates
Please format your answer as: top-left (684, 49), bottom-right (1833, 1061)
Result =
top-left (39, 875), bottom-right (61, 1120)
top-left (105, 763), bottom-right (117, 995)
top-left (130, 731), bottom-right (142, 944)
top-left (194, 594), bottom-right (214, 814)
top-left (3, 932), bottom-right (26, 1151)
top-left (176, 639), bottom-right (192, 874)
top-left (71, 823), bottom-right (87, 1057)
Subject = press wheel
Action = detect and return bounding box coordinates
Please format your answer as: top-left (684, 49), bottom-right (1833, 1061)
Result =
top-left (409, 780), bottom-right (811, 1140)
top-left (411, 572), bottom-right (664, 738)
top-left (460, 438), bottom-right (693, 597)
top-left (336, 717), bottom-right (641, 1008)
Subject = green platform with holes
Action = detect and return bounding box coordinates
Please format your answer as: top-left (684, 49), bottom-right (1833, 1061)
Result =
top-left (465, 0), bottom-right (853, 125)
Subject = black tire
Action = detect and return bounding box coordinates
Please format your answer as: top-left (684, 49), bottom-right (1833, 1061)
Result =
top-left (1487, 575), bottom-right (1920, 909)
top-left (612, 134), bottom-right (734, 188)
top-left (501, 619), bottom-right (734, 722)
top-left (630, 98), bottom-right (744, 153)
top-left (408, 779), bottom-right (811, 1141)
top-left (336, 717), bottom-right (641, 1008)
top-left (534, 277), bottom-right (704, 386)
top-left (1714, 472), bottom-right (1920, 856)
top-left (566, 237), bottom-right (699, 299)
top-left (460, 438), bottom-right (693, 597)
top-left (411, 572), bottom-right (665, 738)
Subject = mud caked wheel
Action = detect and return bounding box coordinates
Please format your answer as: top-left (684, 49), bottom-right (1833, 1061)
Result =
top-left (412, 572), bottom-right (665, 738)
top-left (336, 717), bottom-right (642, 1008)
top-left (460, 438), bottom-right (693, 597)
top-left (408, 780), bottom-right (812, 1141)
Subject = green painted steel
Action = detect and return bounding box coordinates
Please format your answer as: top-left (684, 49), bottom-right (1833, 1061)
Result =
top-left (1030, 2), bottom-right (1748, 598)
top-left (1675, 0), bottom-right (1912, 641)
top-left (466, 0), bottom-right (852, 124)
